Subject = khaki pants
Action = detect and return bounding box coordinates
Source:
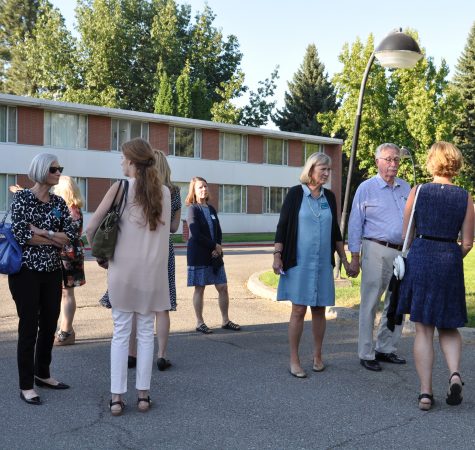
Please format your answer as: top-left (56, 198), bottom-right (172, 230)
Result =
top-left (358, 239), bottom-right (404, 360)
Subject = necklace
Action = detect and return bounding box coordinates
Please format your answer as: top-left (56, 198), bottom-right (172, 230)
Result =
top-left (306, 195), bottom-right (321, 219)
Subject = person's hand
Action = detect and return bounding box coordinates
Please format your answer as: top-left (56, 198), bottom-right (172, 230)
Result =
top-left (214, 244), bottom-right (223, 257)
top-left (342, 259), bottom-right (351, 276)
top-left (348, 257), bottom-right (360, 278)
top-left (272, 253), bottom-right (283, 275)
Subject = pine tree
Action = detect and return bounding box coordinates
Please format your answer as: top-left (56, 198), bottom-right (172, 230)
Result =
top-left (453, 21), bottom-right (475, 193)
top-left (175, 60), bottom-right (192, 118)
top-left (154, 68), bottom-right (174, 115)
top-left (273, 44), bottom-right (337, 135)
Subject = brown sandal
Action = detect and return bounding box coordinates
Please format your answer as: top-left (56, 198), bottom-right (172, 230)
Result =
top-left (109, 399), bottom-right (125, 416)
top-left (137, 396), bottom-right (152, 412)
top-left (418, 393), bottom-right (434, 411)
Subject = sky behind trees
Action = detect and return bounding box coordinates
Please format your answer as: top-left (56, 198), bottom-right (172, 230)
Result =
top-left (52, 0), bottom-right (474, 122)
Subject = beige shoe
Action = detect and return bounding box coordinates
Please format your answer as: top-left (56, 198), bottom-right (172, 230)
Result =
top-left (312, 361), bottom-right (325, 372)
top-left (54, 330), bottom-right (75, 346)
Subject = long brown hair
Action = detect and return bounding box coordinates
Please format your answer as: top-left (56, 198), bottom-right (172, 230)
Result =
top-left (185, 176), bottom-right (209, 206)
top-left (122, 138), bottom-right (164, 230)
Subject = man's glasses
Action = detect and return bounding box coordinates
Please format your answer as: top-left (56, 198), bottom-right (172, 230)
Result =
top-left (49, 166), bottom-right (64, 174)
top-left (378, 157), bottom-right (401, 164)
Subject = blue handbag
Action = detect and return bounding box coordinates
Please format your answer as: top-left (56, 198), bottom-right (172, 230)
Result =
top-left (0, 207), bottom-right (22, 275)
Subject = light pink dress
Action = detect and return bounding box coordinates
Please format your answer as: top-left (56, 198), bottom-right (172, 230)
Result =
top-left (108, 179), bottom-right (171, 314)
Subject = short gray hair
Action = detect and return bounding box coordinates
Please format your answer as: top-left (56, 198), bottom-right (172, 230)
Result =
top-left (28, 153), bottom-right (58, 183)
top-left (299, 152), bottom-right (332, 184)
top-left (375, 143), bottom-right (400, 158)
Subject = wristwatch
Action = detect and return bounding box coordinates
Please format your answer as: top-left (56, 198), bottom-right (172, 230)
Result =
top-left (48, 230), bottom-right (55, 238)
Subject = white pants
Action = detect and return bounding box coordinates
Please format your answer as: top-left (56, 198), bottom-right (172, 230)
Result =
top-left (111, 309), bottom-right (155, 394)
top-left (358, 239), bottom-right (404, 360)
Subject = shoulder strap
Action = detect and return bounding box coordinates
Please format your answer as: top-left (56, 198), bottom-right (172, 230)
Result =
top-left (402, 184), bottom-right (421, 253)
top-left (115, 179), bottom-right (129, 218)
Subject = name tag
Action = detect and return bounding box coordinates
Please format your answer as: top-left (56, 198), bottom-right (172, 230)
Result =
top-left (320, 202), bottom-right (330, 209)
top-left (211, 215), bottom-right (216, 219)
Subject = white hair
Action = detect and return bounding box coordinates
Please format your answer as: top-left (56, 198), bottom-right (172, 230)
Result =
top-left (375, 143), bottom-right (400, 158)
top-left (28, 153), bottom-right (58, 183)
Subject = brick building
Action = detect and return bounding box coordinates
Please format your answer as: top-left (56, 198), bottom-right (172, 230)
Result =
top-left (0, 93), bottom-right (343, 233)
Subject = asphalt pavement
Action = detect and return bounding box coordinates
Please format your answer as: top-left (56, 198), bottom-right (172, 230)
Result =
top-left (1, 246), bottom-right (475, 449)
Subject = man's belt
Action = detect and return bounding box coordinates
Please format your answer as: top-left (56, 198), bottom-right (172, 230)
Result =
top-left (364, 238), bottom-right (403, 251)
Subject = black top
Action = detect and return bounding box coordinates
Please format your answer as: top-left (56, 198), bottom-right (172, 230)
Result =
top-left (274, 185), bottom-right (343, 271)
top-left (186, 203), bottom-right (223, 266)
top-left (11, 189), bottom-right (78, 272)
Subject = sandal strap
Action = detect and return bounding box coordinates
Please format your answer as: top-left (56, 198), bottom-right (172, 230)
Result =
top-left (224, 321), bottom-right (240, 330)
top-left (137, 396), bottom-right (151, 404)
top-left (418, 393), bottom-right (434, 403)
top-left (109, 400), bottom-right (125, 409)
top-left (196, 323), bottom-right (211, 333)
top-left (449, 372), bottom-right (464, 385)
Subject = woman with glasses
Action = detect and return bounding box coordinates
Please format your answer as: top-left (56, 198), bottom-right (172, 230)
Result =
top-left (8, 154), bottom-right (77, 405)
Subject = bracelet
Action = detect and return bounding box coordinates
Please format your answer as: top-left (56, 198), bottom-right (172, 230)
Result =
top-left (273, 250), bottom-right (282, 256)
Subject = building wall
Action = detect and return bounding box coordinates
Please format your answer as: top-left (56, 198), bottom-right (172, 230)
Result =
top-left (0, 95), bottom-right (343, 233)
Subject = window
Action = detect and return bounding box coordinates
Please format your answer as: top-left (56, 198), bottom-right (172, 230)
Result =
top-left (303, 143), bottom-right (323, 165)
top-left (111, 119), bottom-right (149, 151)
top-left (0, 105), bottom-right (17, 142)
top-left (265, 138), bottom-right (288, 165)
top-left (219, 132), bottom-right (247, 161)
top-left (263, 187), bottom-right (288, 214)
top-left (73, 177), bottom-right (88, 212)
top-left (168, 126), bottom-right (201, 158)
top-left (219, 185), bottom-right (247, 213)
top-left (44, 111), bottom-right (87, 149)
top-left (0, 174), bottom-right (17, 211)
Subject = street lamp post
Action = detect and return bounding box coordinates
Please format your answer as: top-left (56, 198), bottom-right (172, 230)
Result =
top-left (336, 29), bottom-right (423, 278)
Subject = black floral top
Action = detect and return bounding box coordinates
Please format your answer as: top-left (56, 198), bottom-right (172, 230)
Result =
top-left (11, 189), bottom-right (78, 272)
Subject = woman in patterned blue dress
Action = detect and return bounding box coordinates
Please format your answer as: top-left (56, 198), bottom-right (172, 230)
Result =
top-left (186, 177), bottom-right (240, 334)
top-left (397, 142), bottom-right (474, 410)
top-left (273, 153), bottom-right (351, 378)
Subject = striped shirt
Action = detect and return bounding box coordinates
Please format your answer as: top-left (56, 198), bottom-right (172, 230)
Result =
top-left (348, 174), bottom-right (411, 253)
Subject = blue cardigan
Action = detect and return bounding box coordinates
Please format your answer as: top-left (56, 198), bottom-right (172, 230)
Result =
top-left (186, 203), bottom-right (222, 266)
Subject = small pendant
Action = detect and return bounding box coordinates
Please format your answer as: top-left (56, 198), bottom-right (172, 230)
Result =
top-left (441, 185), bottom-right (444, 189)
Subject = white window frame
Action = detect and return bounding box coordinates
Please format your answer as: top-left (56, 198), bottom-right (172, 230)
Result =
top-left (0, 173), bottom-right (17, 212)
top-left (44, 111), bottom-right (87, 149)
top-left (0, 105), bottom-right (17, 143)
top-left (168, 126), bottom-right (202, 158)
top-left (265, 138), bottom-right (288, 165)
top-left (263, 186), bottom-right (288, 214)
top-left (73, 177), bottom-right (88, 212)
top-left (218, 184), bottom-right (247, 214)
top-left (219, 132), bottom-right (248, 162)
top-left (111, 119), bottom-right (149, 151)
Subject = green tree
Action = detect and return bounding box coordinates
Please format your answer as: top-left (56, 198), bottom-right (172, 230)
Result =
top-left (453, 21), bottom-right (475, 193)
top-left (175, 60), bottom-right (192, 117)
top-left (318, 32), bottom-right (458, 183)
top-left (273, 44), bottom-right (337, 135)
top-left (0, 0), bottom-right (42, 88)
top-left (190, 78), bottom-right (211, 120)
top-left (154, 66), bottom-right (174, 115)
top-left (5, 2), bottom-right (78, 98)
top-left (210, 70), bottom-right (244, 124)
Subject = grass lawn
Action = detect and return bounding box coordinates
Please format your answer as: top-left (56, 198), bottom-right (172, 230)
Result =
top-left (171, 232), bottom-right (274, 244)
top-left (260, 250), bottom-right (475, 327)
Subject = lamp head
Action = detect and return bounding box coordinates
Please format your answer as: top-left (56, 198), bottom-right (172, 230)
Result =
top-left (375, 29), bottom-right (423, 69)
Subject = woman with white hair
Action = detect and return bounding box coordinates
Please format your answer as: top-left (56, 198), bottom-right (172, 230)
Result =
top-left (273, 152), bottom-right (350, 378)
top-left (8, 153), bottom-right (77, 405)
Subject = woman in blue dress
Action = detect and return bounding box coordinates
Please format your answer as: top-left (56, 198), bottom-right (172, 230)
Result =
top-left (273, 153), bottom-right (351, 378)
top-left (186, 177), bottom-right (240, 334)
top-left (397, 142), bottom-right (474, 410)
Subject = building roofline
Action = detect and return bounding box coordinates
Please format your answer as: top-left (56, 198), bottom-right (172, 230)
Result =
top-left (0, 93), bottom-right (343, 145)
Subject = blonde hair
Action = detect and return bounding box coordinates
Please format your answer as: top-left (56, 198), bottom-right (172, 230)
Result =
top-left (299, 152), bottom-right (332, 184)
top-left (52, 176), bottom-right (83, 208)
top-left (154, 149), bottom-right (178, 194)
top-left (185, 177), bottom-right (209, 206)
top-left (122, 138), bottom-right (164, 230)
top-left (426, 141), bottom-right (463, 178)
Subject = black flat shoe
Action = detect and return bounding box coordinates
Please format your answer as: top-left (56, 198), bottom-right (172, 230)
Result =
top-left (375, 351), bottom-right (406, 364)
top-left (34, 377), bottom-right (70, 390)
top-left (20, 391), bottom-right (42, 405)
top-left (446, 372), bottom-right (464, 405)
top-left (157, 358), bottom-right (172, 371)
top-left (360, 359), bottom-right (382, 371)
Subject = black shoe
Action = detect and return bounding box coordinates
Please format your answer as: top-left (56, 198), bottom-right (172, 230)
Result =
top-left (360, 359), bottom-right (382, 371)
top-left (34, 377), bottom-right (70, 389)
top-left (157, 358), bottom-right (172, 371)
top-left (128, 356), bottom-right (137, 368)
top-left (375, 351), bottom-right (406, 364)
top-left (20, 391), bottom-right (42, 405)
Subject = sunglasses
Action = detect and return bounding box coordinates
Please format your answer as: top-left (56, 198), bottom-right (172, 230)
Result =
top-left (49, 166), bottom-right (64, 174)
